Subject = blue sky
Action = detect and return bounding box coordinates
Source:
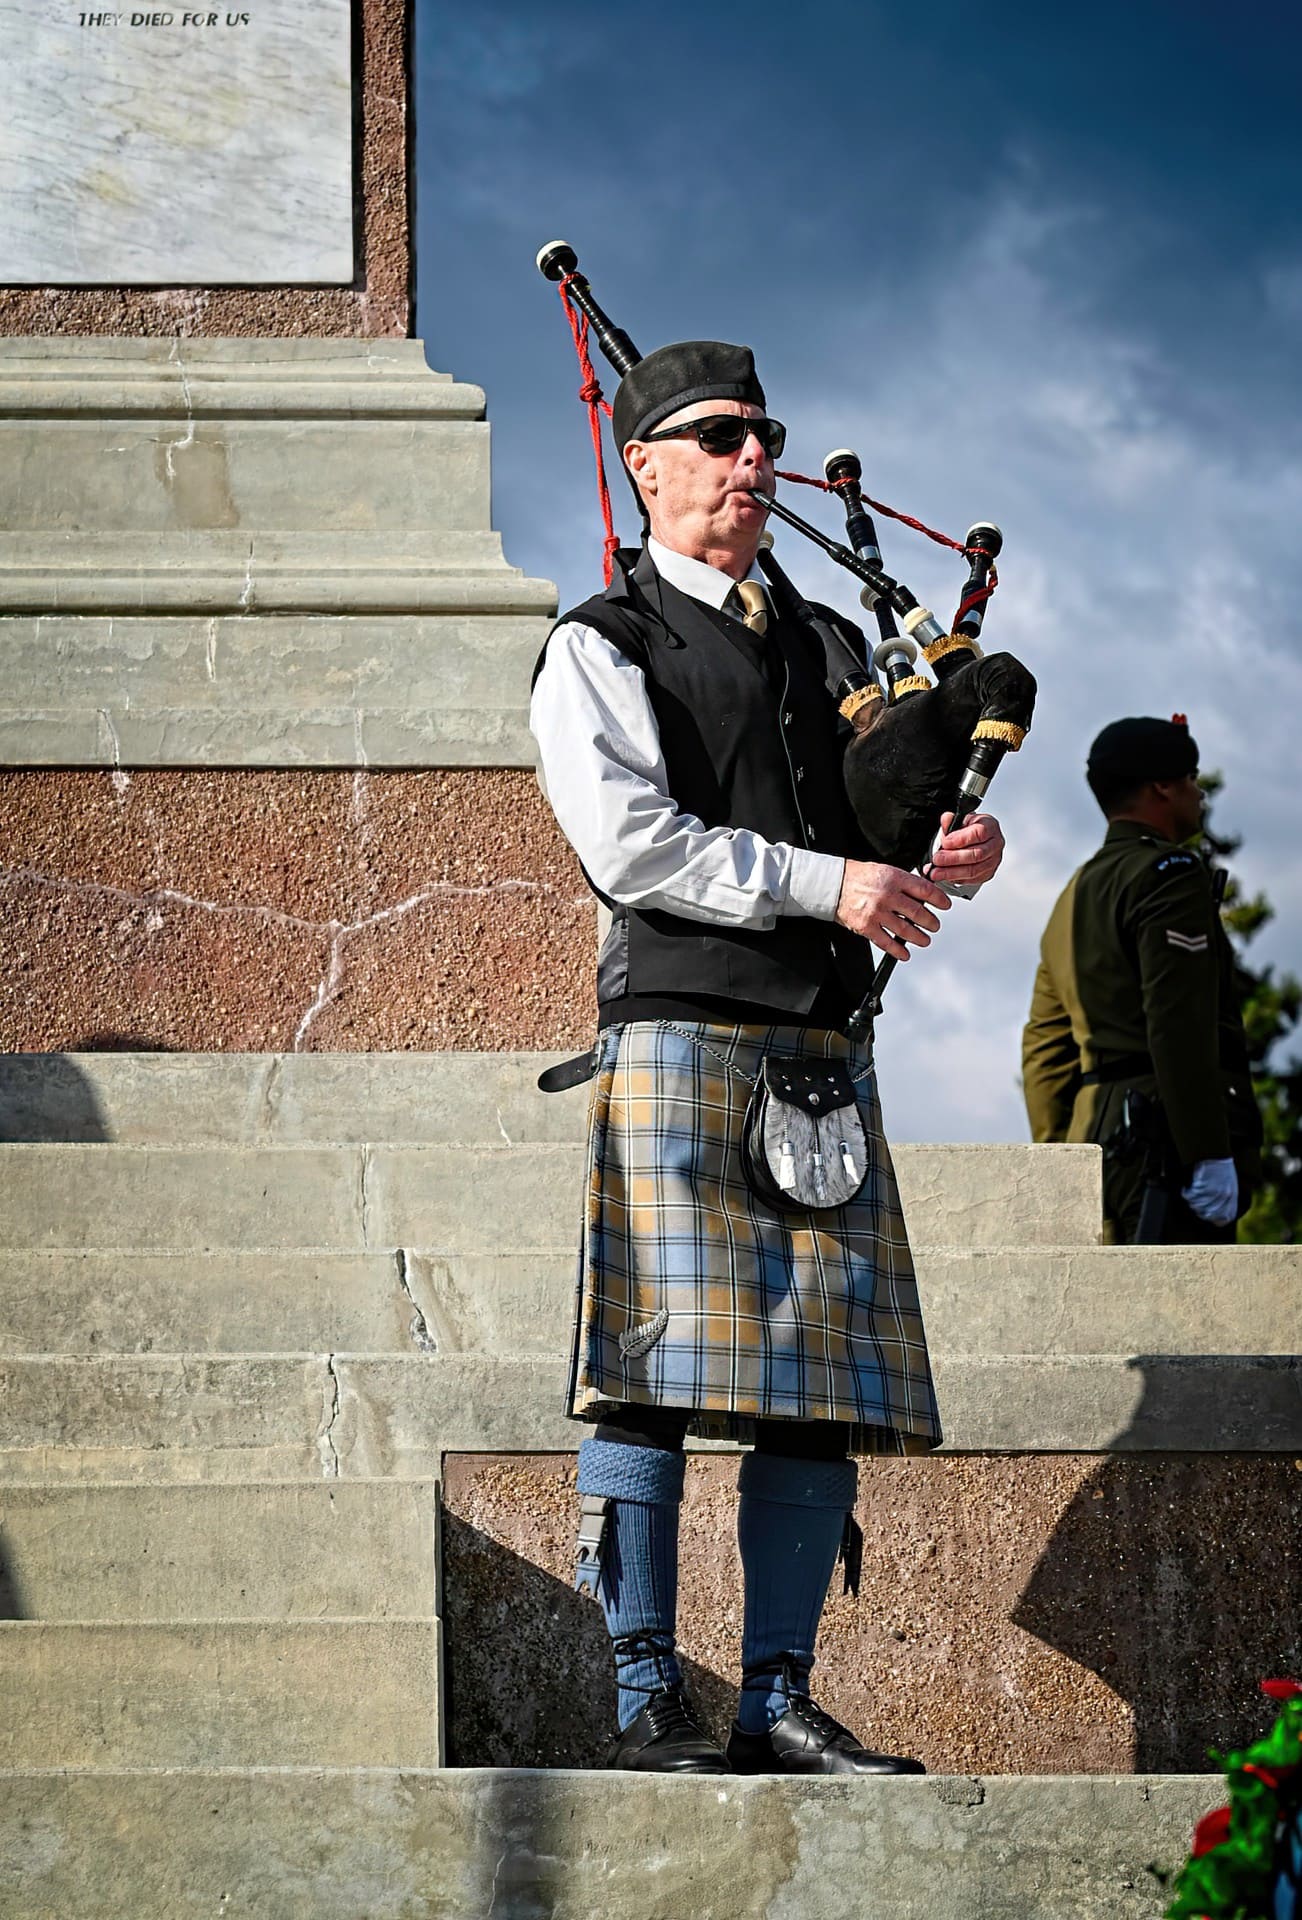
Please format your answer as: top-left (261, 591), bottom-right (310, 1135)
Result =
top-left (415, 0), bottom-right (1302, 1142)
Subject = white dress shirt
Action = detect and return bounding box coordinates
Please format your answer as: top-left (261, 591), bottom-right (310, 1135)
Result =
top-left (529, 538), bottom-right (846, 930)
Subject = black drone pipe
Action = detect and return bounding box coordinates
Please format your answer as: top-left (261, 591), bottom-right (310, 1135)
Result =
top-left (955, 521), bottom-right (1003, 645)
top-left (821, 449), bottom-right (923, 707)
top-left (536, 240), bottom-right (642, 378)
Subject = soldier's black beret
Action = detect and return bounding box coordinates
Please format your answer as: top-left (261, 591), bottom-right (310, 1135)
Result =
top-left (1087, 715), bottom-right (1199, 786)
top-left (612, 341), bottom-right (766, 454)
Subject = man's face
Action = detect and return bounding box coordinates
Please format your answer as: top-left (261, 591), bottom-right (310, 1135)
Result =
top-left (623, 397), bottom-right (774, 572)
top-left (1172, 771), bottom-right (1205, 841)
top-left (1152, 770), bottom-right (1205, 841)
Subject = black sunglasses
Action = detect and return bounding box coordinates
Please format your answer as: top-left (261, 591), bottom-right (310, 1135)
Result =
top-left (644, 414), bottom-right (787, 459)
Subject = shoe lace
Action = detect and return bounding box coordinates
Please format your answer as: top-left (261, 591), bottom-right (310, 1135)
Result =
top-left (643, 1687), bottom-right (706, 1738)
top-left (783, 1693), bottom-right (849, 1743)
top-left (741, 1651), bottom-right (847, 1743)
top-left (611, 1630), bottom-right (682, 1703)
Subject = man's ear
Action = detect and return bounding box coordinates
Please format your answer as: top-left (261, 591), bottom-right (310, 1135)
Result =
top-left (624, 441), bottom-right (657, 499)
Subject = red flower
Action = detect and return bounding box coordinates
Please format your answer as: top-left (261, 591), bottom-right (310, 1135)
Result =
top-left (1243, 1764), bottom-right (1280, 1790)
top-left (1261, 1679), bottom-right (1302, 1701)
top-left (1191, 1805), bottom-right (1232, 1856)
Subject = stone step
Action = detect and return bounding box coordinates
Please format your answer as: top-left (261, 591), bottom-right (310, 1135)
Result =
top-left (0, 1052), bottom-right (583, 1147)
top-left (0, 335), bottom-right (482, 416)
top-left (0, 1251), bottom-right (438, 1356)
top-left (0, 1620), bottom-right (440, 1769)
top-left (0, 1354), bottom-right (563, 1482)
top-left (0, 1142), bottom-right (1102, 1251)
top-left (0, 340), bottom-right (495, 539)
top-left (0, 529), bottom-right (555, 615)
top-left (0, 1767), bottom-right (1214, 1919)
top-left (1, 1244), bottom-right (1293, 1358)
top-left (0, 1481), bottom-right (436, 1620)
top-left (0, 618), bottom-right (543, 769)
top-left (1, 1351), bottom-right (1295, 1483)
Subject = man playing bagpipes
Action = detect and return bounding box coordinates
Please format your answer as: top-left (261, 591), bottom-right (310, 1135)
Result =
top-left (530, 333), bottom-right (1006, 1774)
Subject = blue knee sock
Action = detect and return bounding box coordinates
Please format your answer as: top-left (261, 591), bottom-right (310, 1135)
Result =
top-left (735, 1451), bottom-right (857, 1733)
top-left (576, 1437), bottom-right (686, 1731)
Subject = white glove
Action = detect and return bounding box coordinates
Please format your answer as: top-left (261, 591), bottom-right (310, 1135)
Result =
top-left (1181, 1156), bottom-right (1239, 1227)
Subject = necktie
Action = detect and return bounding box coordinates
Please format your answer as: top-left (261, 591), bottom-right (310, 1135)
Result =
top-left (734, 580), bottom-right (769, 636)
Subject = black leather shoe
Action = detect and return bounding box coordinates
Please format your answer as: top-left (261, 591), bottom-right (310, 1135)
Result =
top-left (727, 1694), bottom-right (926, 1776)
top-left (609, 1688), bottom-right (730, 1773)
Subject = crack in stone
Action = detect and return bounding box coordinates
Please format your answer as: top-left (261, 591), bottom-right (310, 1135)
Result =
top-left (317, 1354), bottom-right (341, 1479)
top-left (0, 864), bottom-right (579, 938)
top-left (239, 539), bottom-right (256, 612)
top-left (3, 862), bottom-right (591, 1050)
top-left (97, 702), bottom-right (132, 801)
top-left (395, 1249), bottom-right (437, 1354)
top-left (358, 1144), bottom-right (373, 1247)
top-left (487, 1849), bottom-right (510, 1916)
top-left (293, 922), bottom-right (347, 1052)
top-left (205, 617), bottom-right (218, 683)
top-left (495, 1107), bottom-right (513, 1146)
top-left (258, 1054), bottom-right (285, 1139)
top-left (162, 336), bottom-right (197, 476)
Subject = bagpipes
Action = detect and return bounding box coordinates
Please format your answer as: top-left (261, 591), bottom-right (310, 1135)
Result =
top-left (537, 240), bottom-right (1037, 1034)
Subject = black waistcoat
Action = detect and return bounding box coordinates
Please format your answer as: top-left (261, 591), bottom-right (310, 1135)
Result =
top-left (536, 546), bottom-right (875, 1018)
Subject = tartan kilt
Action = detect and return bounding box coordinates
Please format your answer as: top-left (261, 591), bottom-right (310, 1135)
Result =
top-left (567, 1019), bottom-right (942, 1457)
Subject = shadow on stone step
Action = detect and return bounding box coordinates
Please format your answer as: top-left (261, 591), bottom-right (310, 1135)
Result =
top-left (441, 1511), bottom-right (735, 1766)
top-left (0, 1039), bottom-right (172, 1141)
top-left (0, 1053), bottom-right (108, 1143)
top-left (0, 1528), bottom-right (27, 1619)
top-left (1014, 1356), bottom-right (1302, 1772)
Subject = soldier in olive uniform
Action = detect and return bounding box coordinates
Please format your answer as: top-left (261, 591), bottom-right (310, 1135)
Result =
top-left (1022, 716), bottom-right (1261, 1243)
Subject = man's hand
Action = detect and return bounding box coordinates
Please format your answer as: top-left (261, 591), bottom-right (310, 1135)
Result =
top-left (928, 811), bottom-right (1005, 886)
top-left (835, 861), bottom-right (952, 961)
top-left (1181, 1156), bottom-right (1239, 1227)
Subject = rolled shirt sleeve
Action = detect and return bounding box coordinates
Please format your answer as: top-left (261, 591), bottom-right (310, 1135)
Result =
top-left (530, 620), bottom-right (845, 930)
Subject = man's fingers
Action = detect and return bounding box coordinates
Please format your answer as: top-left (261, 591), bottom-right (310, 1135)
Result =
top-left (873, 927), bottom-right (910, 960)
top-left (892, 903), bottom-right (940, 936)
top-left (931, 839), bottom-right (986, 868)
top-left (899, 872), bottom-right (951, 911)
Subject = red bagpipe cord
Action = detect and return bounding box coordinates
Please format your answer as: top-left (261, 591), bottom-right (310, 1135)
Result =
top-left (775, 468), bottom-right (998, 632)
top-left (557, 277), bottom-right (620, 588)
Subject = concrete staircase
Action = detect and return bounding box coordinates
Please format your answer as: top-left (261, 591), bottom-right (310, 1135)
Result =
top-left (2, 1051), bottom-right (1291, 1916)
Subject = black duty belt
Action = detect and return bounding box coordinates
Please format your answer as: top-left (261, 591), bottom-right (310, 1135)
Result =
top-left (1080, 1053), bottom-right (1155, 1087)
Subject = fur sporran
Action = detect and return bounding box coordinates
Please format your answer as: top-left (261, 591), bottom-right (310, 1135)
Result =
top-left (741, 1053), bottom-right (869, 1213)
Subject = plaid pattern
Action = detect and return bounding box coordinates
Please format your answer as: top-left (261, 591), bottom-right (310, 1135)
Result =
top-left (567, 1020), bottom-right (942, 1457)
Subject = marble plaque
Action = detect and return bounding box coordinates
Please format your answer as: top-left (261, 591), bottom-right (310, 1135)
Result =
top-left (0, 0), bottom-right (353, 284)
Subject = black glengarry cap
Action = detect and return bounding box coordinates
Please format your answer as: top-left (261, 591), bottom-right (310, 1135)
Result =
top-left (1087, 715), bottom-right (1199, 786)
top-left (612, 340), bottom-right (766, 454)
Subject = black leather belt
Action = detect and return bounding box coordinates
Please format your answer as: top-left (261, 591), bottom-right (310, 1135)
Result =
top-left (1080, 1053), bottom-right (1154, 1086)
top-left (537, 1046), bottom-right (601, 1094)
